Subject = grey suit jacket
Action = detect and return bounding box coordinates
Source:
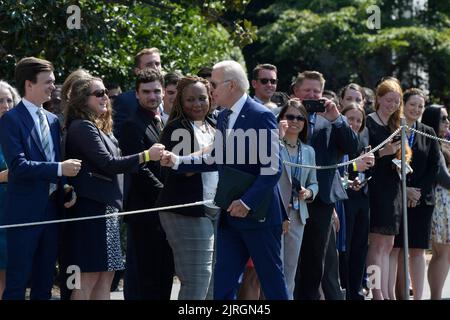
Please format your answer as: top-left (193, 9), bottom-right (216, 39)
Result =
top-left (279, 142), bottom-right (319, 224)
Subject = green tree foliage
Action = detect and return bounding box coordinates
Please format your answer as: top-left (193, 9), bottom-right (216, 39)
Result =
top-left (246, 0), bottom-right (450, 104)
top-left (0, 0), bottom-right (251, 89)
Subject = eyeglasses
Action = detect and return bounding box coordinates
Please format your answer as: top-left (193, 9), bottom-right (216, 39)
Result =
top-left (440, 116), bottom-right (449, 123)
top-left (285, 114), bottom-right (306, 122)
top-left (210, 79), bottom-right (231, 90)
top-left (89, 89), bottom-right (109, 98)
top-left (258, 78), bottom-right (278, 85)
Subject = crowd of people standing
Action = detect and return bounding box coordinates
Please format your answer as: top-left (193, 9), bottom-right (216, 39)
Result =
top-left (0, 48), bottom-right (449, 300)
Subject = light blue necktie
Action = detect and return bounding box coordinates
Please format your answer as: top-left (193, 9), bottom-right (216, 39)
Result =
top-left (37, 108), bottom-right (57, 194)
top-left (37, 108), bottom-right (52, 161)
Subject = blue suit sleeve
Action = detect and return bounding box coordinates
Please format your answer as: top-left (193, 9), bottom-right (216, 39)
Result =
top-left (240, 112), bottom-right (281, 211)
top-left (0, 112), bottom-right (59, 182)
top-left (333, 115), bottom-right (359, 155)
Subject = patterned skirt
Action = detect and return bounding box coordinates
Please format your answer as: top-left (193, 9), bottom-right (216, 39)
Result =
top-left (65, 197), bottom-right (124, 272)
top-left (431, 185), bottom-right (450, 245)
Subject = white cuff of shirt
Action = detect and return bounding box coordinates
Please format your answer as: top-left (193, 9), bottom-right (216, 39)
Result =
top-left (240, 199), bottom-right (250, 211)
top-left (57, 163), bottom-right (62, 177)
top-left (172, 155), bottom-right (181, 170)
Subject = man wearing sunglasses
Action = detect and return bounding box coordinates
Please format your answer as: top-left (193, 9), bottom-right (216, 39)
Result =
top-left (251, 64), bottom-right (279, 112)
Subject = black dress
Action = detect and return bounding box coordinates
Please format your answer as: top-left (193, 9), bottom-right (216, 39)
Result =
top-left (394, 121), bottom-right (440, 248)
top-left (366, 116), bottom-right (402, 235)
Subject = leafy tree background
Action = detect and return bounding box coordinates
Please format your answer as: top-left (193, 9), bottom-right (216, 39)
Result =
top-left (0, 0), bottom-right (449, 103)
top-left (243, 0), bottom-right (449, 104)
top-left (0, 0), bottom-right (250, 90)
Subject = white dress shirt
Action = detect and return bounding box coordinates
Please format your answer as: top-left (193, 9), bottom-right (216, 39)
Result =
top-left (227, 93), bottom-right (247, 131)
top-left (22, 98), bottom-right (62, 176)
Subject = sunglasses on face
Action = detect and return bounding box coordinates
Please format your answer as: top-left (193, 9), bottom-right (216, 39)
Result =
top-left (285, 114), bottom-right (306, 122)
top-left (89, 89), bottom-right (109, 98)
top-left (258, 78), bottom-right (278, 85)
top-left (441, 116), bottom-right (449, 123)
top-left (210, 79), bottom-right (231, 90)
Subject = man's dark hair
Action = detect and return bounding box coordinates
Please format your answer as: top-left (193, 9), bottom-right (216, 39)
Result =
top-left (15, 57), bottom-right (54, 97)
top-left (197, 66), bottom-right (212, 79)
top-left (135, 68), bottom-right (164, 91)
top-left (105, 82), bottom-right (121, 91)
top-left (271, 91), bottom-right (289, 108)
top-left (252, 64), bottom-right (277, 80)
top-left (164, 72), bottom-right (182, 88)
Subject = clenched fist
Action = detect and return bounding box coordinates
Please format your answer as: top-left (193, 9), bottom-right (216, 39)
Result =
top-left (61, 159), bottom-right (82, 177)
top-left (149, 143), bottom-right (165, 161)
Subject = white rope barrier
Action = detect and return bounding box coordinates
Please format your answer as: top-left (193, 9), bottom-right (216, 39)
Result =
top-left (283, 128), bottom-right (401, 170)
top-left (409, 126), bottom-right (450, 145)
top-left (1, 124), bottom-right (447, 230)
top-left (283, 124), bottom-right (450, 170)
top-left (0, 200), bottom-right (214, 229)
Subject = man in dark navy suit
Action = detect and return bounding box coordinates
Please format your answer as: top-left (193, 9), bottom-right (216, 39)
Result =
top-left (0, 57), bottom-right (81, 299)
top-left (291, 71), bottom-right (359, 300)
top-left (161, 60), bottom-right (288, 300)
top-left (112, 47), bottom-right (162, 139)
top-left (119, 69), bottom-right (173, 300)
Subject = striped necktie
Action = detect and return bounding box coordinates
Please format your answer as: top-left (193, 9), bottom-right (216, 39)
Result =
top-left (37, 108), bottom-right (57, 195)
top-left (37, 108), bottom-right (52, 161)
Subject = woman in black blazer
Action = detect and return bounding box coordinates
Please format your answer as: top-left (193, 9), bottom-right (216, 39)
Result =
top-left (156, 76), bottom-right (219, 300)
top-left (64, 76), bottom-right (164, 300)
top-left (390, 88), bottom-right (440, 300)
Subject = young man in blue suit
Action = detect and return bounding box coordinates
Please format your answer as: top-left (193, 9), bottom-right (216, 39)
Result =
top-left (0, 57), bottom-right (81, 300)
top-left (161, 60), bottom-right (288, 300)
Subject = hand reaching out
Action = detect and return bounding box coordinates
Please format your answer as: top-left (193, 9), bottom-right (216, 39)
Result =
top-left (148, 143), bottom-right (165, 161)
top-left (160, 151), bottom-right (176, 167)
top-left (61, 159), bottom-right (82, 177)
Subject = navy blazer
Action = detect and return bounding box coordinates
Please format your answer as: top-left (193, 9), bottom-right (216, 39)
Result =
top-left (310, 114), bottom-right (359, 204)
top-left (0, 102), bottom-right (65, 224)
top-left (177, 96), bottom-right (285, 229)
top-left (65, 119), bottom-right (140, 210)
top-left (112, 90), bottom-right (139, 139)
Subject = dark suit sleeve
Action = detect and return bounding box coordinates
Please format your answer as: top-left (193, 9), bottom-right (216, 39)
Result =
top-left (119, 120), bottom-right (163, 190)
top-left (112, 92), bottom-right (136, 138)
top-left (241, 111), bottom-right (281, 211)
top-left (69, 120), bottom-right (140, 174)
top-left (416, 127), bottom-right (440, 194)
top-left (333, 115), bottom-right (359, 155)
top-left (0, 112), bottom-right (59, 182)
